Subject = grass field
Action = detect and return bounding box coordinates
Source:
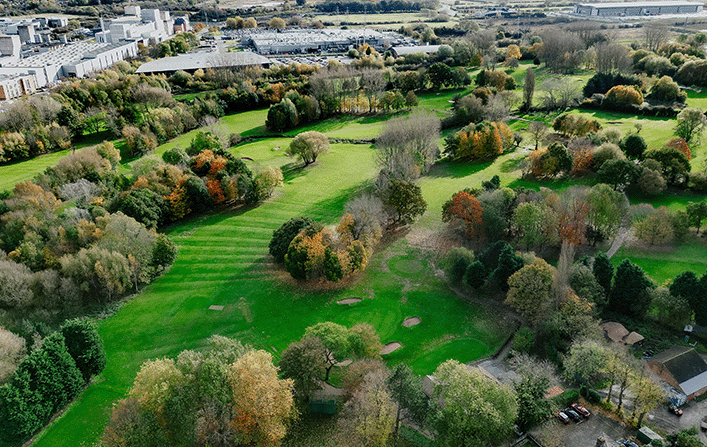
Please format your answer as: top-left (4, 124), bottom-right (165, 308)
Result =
top-left (32, 130), bottom-right (508, 447)
top-left (23, 73), bottom-right (707, 446)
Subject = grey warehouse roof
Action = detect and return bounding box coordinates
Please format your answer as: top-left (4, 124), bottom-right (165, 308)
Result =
top-left (392, 45), bottom-right (441, 56)
top-left (576, 1), bottom-right (702, 7)
top-left (135, 51), bottom-right (270, 73)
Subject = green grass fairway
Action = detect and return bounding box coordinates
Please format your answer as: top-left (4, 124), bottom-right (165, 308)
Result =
top-left (33, 137), bottom-right (507, 446)
top-left (611, 239), bottom-right (707, 284)
top-left (0, 150), bottom-right (71, 192)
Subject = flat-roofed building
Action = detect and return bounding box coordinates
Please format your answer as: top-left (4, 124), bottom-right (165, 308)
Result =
top-left (135, 50), bottom-right (270, 75)
top-left (0, 73), bottom-right (37, 99)
top-left (574, 1), bottom-right (703, 16)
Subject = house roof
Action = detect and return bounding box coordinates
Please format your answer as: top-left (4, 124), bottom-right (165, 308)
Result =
top-left (652, 346), bottom-right (707, 384)
top-left (600, 321), bottom-right (629, 343)
top-left (624, 332), bottom-right (645, 345)
top-left (679, 370), bottom-right (707, 396)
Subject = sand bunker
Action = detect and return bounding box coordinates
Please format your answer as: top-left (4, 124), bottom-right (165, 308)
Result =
top-left (403, 317), bottom-right (421, 327)
top-left (380, 342), bottom-right (402, 355)
top-left (208, 305), bottom-right (224, 311)
top-left (337, 298), bottom-right (362, 305)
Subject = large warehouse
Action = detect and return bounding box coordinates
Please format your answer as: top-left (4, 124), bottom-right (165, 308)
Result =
top-left (573, 1), bottom-right (703, 16)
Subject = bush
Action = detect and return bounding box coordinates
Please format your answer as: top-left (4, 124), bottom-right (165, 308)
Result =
top-left (444, 247), bottom-right (474, 283)
top-left (649, 76), bottom-right (685, 103)
top-left (162, 147), bottom-right (189, 166)
top-left (620, 134), bottom-right (647, 160)
top-left (675, 59), bottom-right (707, 87)
top-left (605, 85), bottom-right (644, 106)
top-left (513, 327), bottom-right (536, 353)
top-left (583, 72), bottom-right (643, 97)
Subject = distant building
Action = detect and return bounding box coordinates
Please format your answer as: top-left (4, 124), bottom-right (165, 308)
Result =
top-left (573, 1), bottom-right (703, 17)
top-left (135, 50), bottom-right (270, 75)
top-left (96, 6), bottom-right (175, 45)
top-left (391, 45), bottom-right (441, 58)
top-left (0, 72), bottom-right (36, 99)
top-left (245, 29), bottom-right (405, 55)
top-left (647, 346), bottom-right (707, 401)
top-left (0, 40), bottom-right (138, 87)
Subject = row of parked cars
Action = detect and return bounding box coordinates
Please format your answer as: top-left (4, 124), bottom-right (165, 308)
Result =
top-left (555, 403), bottom-right (591, 424)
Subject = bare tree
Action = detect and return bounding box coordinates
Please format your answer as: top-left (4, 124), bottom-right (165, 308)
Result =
top-left (594, 42), bottom-right (632, 74)
top-left (484, 93), bottom-right (511, 122)
top-left (359, 69), bottom-right (386, 113)
top-left (527, 121), bottom-right (548, 150)
top-left (376, 110), bottom-right (441, 180)
top-left (28, 95), bottom-right (62, 125)
top-left (540, 77), bottom-right (582, 110)
top-left (644, 23), bottom-right (669, 52)
top-left (523, 68), bottom-right (536, 111)
top-left (538, 30), bottom-right (585, 72)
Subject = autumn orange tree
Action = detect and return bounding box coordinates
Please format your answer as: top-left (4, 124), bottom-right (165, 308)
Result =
top-left (442, 191), bottom-right (484, 237)
top-left (444, 121), bottom-right (513, 162)
top-left (103, 336), bottom-right (296, 447)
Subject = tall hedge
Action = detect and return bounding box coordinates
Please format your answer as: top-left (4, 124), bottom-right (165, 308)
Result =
top-left (60, 318), bottom-right (107, 383)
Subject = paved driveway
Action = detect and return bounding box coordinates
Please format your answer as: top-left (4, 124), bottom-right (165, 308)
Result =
top-left (532, 404), bottom-right (634, 447)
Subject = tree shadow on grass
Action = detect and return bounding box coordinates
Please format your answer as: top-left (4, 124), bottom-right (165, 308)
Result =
top-left (281, 161), bottom-right (307, 183)
top-left (499, 156), bottom-right (523, 173)
top-left (427, 159), bottom-right (494, 179)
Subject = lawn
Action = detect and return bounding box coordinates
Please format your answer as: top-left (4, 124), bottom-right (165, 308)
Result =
top-left (611, 239), bottom-right (707, 284)
top-left (32, 133), bottom-right (507, 446)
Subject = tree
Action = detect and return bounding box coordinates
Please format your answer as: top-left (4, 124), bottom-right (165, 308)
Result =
top-left (465, 261), bottom-right (488, 289)
top-left (228, 350), bottom-right (295, 446)
top-left (635, 206), bottom-right (676, 246)
top-left (244, 17), bottom-right (257, 28)
top-left (60, 318), bottom-right (106, 383)
top-left (649, 75), bottom-right (682, 102)
top-left (116, 189), bottom-right (168, 229)
top-left (304, 322), bottom-right (353, 382)
top-left (428, 63), bottom-right (453, 89)
top-left (505, 259), bottom-right (554, 325)
top-left (563, 338), bottom-right (610, 383)
top-left (637, 167), bottom-right (666, 196)
top-left (0, 328), bottom-right (25, 383)
top-left (596, 158), bottom-right (639, 190)
top-left (686, 201), bottom-right (707, 234)
top-left (387, 364), bottom-right (428, 444)
top-left (384, 179), bottom-right (427, 225)
top-left (605, 85), bottom-right (644, 106)
top-left (652, 287), bottom-right (693, 330)
top-left (376, 110), bottom-right (441, 180)
top-left (609, 259), bottom-right (652, 317)
top-left (432, 360), bottom-right (518, 447)
top-left (266, 98), bottom-right (298, 132)
top-left (644, 22), bottom-right (669, 52)
top-left (442, 191), bottom-right (484, 237)
top-left (594, 42), bottom-right (631, 75)
top-left (586, 183), bottom-right (628, 243)
top-left (526, 121), bottom-right (547, 151)
top-left (289, 131), bottom-right (329, 166)
top-left (522, 68), bottom-right (536, 111)
top-left (675, 108), bottom-right (707, 144)
top-left (338, 370), bottom-right (395, 447)
top-left (269, 216), bottom-right (316, 263)
top-left (670, 270), bottom-right (706, 323)
top-left (631, 367), bottom-right (665, 427)
top-left (269, 17), bottom-right (286, 29)
top-left (621, 133), bottom-right (647, 160)
top-left (538, 30), bottom-right (584, 72)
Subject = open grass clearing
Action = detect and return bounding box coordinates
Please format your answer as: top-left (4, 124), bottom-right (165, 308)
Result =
top-left (611, 237), bottom-right (707, 284)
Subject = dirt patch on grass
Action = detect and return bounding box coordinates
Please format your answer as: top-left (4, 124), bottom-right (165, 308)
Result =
top-left (380, 342), bottom-right (402, 355)
top-left (337, 297), bottom-right (362, 305)
top-left (403, 317), bottom-right (421, 327)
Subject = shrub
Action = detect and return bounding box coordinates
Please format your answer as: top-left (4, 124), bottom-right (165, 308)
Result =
top-left (675, 59), bottom-right (707, 87)
top-left (620, 134), bottom-right (647, 160)
top-left (552, 113), bottom-right (601, 137)
top-left (444, 247), bottom-right (474, 283)
top-left (649, 76), bottom-right (684, 103)
top-left (513, 327), bottom-right (536, 353)
top-left (605, 85), bottom-right (644, 106)
top-left (162, 147), bottom-right (189, 166)
top-left (583, 72), bottom-right (643, 97)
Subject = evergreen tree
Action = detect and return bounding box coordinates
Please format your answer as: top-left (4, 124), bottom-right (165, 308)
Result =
top-left (609, 259), bottom-right (652, 317)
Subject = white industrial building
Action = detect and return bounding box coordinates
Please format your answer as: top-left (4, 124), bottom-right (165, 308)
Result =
top-left (573, 1), bottom-right (703, 16)
top-left (0, 40), bottom-right (138, 88)
top-left (135, 50), bottom-right (270, 75)
top-left (96, 6), bottom-right (175, 45)
top-left (245, 29), bottom-right (405, 54)
top-left (0, 73), bottom-right (36, 100)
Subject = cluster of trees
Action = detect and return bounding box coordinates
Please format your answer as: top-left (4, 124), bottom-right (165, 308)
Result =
top-left (527, 118), bottom-right (701, 196)
top-left (444, 121), bottom-right (515, 161)
top-left (0, 319), bottom-right (105, 446)
top-left (0, 133), bottom-right (282, 319)
top-left (315, 0), bottom-right (437, 13)
top-left (443, 181), bottom-right (628, 248)
top-left (103, 336), bottom-right (296, 447)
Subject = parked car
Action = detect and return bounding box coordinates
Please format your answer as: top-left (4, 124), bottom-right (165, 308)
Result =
top-left (621, 440), bottom-right (639, 447)
top-left (570, 403), bottom-right (591, 418)
top-left (564, 408), bottom-right (581, 421)
top-left (668, 404), bottom-right (684, 416)
top-left (555, 411), bottom-right (570, 424)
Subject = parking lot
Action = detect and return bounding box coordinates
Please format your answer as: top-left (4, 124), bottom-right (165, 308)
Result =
top-left (531, 402), bottom-right (634, 447)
